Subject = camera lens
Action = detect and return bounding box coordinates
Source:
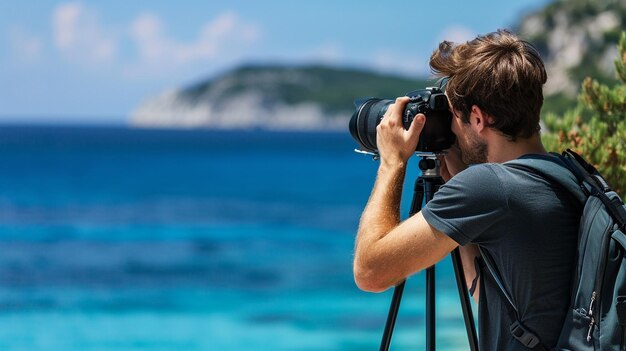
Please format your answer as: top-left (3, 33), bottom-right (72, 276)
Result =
top-left (349, 98), bottom-right (391, 153)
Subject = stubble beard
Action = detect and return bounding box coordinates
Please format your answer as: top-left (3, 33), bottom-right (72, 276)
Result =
top-left (458, 130), bottom-right (488, 164)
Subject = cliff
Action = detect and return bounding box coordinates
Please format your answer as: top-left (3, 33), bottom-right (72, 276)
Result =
top-left (516, 0), bottom-right (626, 96)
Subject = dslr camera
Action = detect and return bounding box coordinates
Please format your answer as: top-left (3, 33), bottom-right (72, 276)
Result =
top-left (349, 86), bottom-right (455, 154)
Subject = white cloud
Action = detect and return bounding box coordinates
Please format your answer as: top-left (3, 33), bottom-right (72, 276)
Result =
top-left (9, 27), bottom-right (43, 61)
top-left (371, 50), bottom-right (430, 76)
top-left (47, 4), bottom-right (261, 75)
top-left (312, 41), bottom-right (344, 62)
top-left (437, 25), bottom-right (477, 44)
top-left (128, 11), bottom-right (261, 71)
top-left (52, 2), bottom-right (117, 63)
top-left (129, 13), bottom-right (166, 62)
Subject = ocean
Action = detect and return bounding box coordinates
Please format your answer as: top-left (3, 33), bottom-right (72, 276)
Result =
top-left (0, 126), bottom-right (474, 350)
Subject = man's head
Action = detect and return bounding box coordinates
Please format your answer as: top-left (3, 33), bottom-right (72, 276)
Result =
top-left (430, 30), bottom-right (547, 143)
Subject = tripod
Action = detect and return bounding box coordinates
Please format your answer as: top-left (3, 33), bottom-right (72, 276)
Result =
top-left (379, 155), bottom-right (479, 351)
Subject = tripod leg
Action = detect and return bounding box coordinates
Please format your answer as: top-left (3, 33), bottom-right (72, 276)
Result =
top-left (423, 177), bottom-right (439, 351)
top-left (452, 248), bottom-right (479, 351)
top-left (426, 266), bottom-right (435, 351)
top-left (379, 281), bottom-right (406, 351)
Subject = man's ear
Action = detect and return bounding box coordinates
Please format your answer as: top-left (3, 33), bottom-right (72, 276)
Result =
top-left (470, 105), bottom-right (492, 133)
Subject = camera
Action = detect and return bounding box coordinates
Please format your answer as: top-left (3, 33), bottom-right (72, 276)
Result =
top-left (349, 87), bottom-right (455, 154)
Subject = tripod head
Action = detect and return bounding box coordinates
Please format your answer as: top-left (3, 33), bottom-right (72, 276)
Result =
top-left (353, 149), bottom-right (446, 170)
top-left (416, 152), bottom-right (444, 178)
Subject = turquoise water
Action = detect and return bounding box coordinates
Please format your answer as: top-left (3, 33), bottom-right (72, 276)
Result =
top-left (0, 126), bottom-right (474, 350)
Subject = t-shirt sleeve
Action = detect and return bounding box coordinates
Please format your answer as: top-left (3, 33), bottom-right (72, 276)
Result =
top-left (421, 164), bottom-right (509, 246)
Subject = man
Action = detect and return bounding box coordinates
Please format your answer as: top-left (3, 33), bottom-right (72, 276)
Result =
top-left (353, 30), bottom-right (579, 350)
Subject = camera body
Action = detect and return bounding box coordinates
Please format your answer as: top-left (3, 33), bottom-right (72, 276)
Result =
top-left (349, 87), bottom-right (455, 154)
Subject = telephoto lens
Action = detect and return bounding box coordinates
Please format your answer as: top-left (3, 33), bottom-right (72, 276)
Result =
top-left (349, 87), bottom-right (455, 154)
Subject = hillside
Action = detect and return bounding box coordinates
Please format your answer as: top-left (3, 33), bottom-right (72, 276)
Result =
top-left (130, 65), bottom-right (428, 130)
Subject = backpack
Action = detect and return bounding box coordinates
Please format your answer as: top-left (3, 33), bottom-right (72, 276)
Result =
top-left (481, 149), bottom-right (626, 351)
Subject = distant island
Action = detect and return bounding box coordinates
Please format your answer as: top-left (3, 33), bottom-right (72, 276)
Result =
top-left (130, 65), bottom-right (429, 131)
top-left (131, 0), bottom-right (625, 130)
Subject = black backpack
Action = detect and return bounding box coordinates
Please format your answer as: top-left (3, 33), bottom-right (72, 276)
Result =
top-left (482, 149), bottom-right (626, 351)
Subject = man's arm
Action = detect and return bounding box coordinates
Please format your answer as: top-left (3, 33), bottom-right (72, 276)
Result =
top-left (353, 163), bottom-right (459, 292)
top-left (353, 97), bottom-right (458, 292)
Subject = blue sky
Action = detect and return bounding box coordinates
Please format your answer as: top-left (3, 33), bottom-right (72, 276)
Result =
top-left (0, 0), bottom-right (551, 124)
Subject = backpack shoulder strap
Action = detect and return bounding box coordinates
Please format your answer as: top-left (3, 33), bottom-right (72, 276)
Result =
top-left (480, 153), bottom-right (587, 351)
top-left (478, 247), bottom-right (549, 351)
top-left (561, 149), bottom-right (626, 229)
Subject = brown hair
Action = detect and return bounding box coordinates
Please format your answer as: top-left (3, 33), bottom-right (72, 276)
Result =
top-left (430, 29), bottom-right (547, 140)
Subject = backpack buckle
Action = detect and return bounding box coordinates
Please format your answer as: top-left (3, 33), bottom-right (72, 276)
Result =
top-left (510, 320), bottom-right (541, 348)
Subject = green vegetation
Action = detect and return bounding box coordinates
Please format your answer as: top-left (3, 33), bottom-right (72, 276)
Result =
top-left (543, 93), bottom-right (577, 117)
top-left (182, 65), bottom-right (429, 114)
top-left (542, 32), bottom-right (626, 196)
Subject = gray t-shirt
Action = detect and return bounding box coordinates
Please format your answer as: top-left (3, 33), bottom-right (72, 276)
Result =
top-left (422, 157), bottom-right (579, 350)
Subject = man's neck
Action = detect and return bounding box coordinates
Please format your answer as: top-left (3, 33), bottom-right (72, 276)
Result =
top-left (486, 133), bottom-right (547, 163)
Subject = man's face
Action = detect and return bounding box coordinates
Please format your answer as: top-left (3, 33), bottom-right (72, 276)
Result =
top-left (450, 106), bottom-right (488, 164)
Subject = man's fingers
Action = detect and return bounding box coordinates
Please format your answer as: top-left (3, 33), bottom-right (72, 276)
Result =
top-left (376, 98), bottom-right (423, 164)
top-left (407, 113), bottom-right (426, 141)
top-left (384, 97), bottom-right (411, 124)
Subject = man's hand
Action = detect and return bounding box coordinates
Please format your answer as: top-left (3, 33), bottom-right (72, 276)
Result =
top-left (438, 143), bottom-right (467, 182)
top-left (376, 97), bottom-right (426, 168)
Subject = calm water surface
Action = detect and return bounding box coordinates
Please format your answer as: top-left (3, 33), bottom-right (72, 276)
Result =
top-left (0, 126), bottom-right (472, 350)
